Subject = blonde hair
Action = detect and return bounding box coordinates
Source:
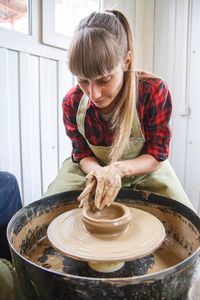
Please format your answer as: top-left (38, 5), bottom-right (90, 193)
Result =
top-left (68, 10), bottom-right (135, 163)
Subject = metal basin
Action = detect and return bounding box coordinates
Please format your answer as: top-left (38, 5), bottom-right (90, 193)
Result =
top-left (7, 189), bottom-right (200, 300)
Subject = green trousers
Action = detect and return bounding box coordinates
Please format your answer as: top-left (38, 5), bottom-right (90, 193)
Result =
top-left (45, 158), bottom-right (194, 210)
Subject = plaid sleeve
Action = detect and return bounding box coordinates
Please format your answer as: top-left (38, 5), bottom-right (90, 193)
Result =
top-left (142, 79), bottom-right (172, 161)
top-left (62, 87), bottom-right (95, 163)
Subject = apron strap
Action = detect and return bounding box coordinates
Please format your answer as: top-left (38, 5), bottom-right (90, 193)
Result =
top-left (76, 93), bottom-right (145, 141)
top-left (76, 94), bottom-right (89, 138)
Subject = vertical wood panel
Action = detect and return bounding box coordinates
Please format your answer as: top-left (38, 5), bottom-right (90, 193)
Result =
top-left (58, 61), bottom-right (73, 168)
top-left (154, 0), bottom-right (189, 184)
top-left (153, 0), bottom-right (176, 85)
top-left (0, 48), bottom-right (12, 170)
top-left (184, 0), bottom-right (200, 213)
top-left (153, 0), bottom-right (199, 210)
top-left (135, 0), bottom-right (154, 71)
top-left (29, 55), bottom-right (43, 202)
top-left (40, 57), bottom-right (58, 194)
top-left (169, 0), bottom-right (190, 185)
top-left (19, 53), bottom-right (42, 205)
top-left (7, 51), bottom-right (23, 198)
top-left (0, 49), bottom-right (23, 199)
top-left (153, 0), bottom-right (176, 167)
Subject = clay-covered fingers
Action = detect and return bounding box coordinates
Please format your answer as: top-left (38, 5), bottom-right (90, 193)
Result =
top-left (77, 178), bottom-right (96, 207)
top-left (93, 178), bottom-right (105, 209)
top-left (78, 194), bottom-right (89, 208)
top-left (77, 180), bottom-right (95, 200)
top-left (94, 169), bottom-right (122, 209)
top-left (83, 165), bottom-right (123, 210)
top-left (94, 179), bottom-right (120, 210)
top-left (99, 185), bottom-right (121, 210)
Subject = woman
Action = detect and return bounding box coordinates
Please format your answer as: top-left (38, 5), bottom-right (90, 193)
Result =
top-left (45, 10), bottom-right (193, 211)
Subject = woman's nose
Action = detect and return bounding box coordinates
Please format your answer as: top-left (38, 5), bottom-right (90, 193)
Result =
top-left (89, 83), bottom-right (102, 100)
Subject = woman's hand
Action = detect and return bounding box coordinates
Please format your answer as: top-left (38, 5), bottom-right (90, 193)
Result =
top-left (77, 165), bottom-right (123, 210)
top-left (78, 154), bottom-right (160, 209)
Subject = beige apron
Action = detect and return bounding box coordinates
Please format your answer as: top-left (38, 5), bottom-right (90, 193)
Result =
top-left (45, 94), bottom-right (193, 210)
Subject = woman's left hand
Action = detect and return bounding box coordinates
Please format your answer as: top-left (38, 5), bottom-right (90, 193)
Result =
top-left (77, 165), bottom-right (123, 210)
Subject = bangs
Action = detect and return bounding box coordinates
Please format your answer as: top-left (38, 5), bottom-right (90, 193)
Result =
top-left (68, 28), bottom-right (120, 79)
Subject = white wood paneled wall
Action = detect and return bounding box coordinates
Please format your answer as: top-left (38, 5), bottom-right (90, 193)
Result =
top-left (153, 0), bottom-right (200, 213)
top-left (0, 0), bottom-right (200, 213)
top-left (0, 49), bottom-right (73, 204)
top-left (184, 0), bottom-right (200, 213)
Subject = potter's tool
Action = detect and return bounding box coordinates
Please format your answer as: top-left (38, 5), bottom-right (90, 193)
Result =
top-left (47, 202), bottom-right (165, 272)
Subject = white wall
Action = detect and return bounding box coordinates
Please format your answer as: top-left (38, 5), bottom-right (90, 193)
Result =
top-left (153, 0), bottom-right (200, 213)
top-left (0, 0), bottom-right (200, 213)
top-left (0, 49), bottom-right (73, 203)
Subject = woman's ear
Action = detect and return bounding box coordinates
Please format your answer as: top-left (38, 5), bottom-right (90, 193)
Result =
top-left (124, 51), bottom-right (131, 71)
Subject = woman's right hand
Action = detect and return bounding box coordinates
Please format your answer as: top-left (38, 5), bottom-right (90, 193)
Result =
top-left (77, 165), bottom-right (123, 210)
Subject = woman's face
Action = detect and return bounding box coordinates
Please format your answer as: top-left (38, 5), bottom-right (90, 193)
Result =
top-left (77, 64), bottom-right (125, 113)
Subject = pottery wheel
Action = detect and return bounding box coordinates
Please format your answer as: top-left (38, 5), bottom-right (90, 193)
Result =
top-left (47, 207), bottom-right (165, 262)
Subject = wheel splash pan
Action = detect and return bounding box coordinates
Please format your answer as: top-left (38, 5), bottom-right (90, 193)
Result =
top-left (7, 189), bottom-right (200, 300)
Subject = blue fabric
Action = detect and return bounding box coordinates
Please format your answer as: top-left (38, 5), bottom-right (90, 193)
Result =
top-left (0, 172), bottom-right (22, 260)
top-left (0, 172), bottom-right (22, 228)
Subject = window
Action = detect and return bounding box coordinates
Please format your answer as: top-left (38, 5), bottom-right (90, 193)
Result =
top-left (55, 0), bottom-right (99, 37)
top-left (42, 0), bottom-right (100, 50)
top-left (0, 0), bottom-right (31, 34)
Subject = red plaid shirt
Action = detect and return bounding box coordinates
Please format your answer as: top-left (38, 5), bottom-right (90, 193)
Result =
top-left (62, 76), bottom-right (172, 163)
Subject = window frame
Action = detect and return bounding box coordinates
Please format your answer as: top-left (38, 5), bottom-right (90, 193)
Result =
top-left (0, 0), bottom-right (67, 61)
top-left (0, 0), bottom-right (36, 39)
top-left (42, 0), bottom-right (102, 50)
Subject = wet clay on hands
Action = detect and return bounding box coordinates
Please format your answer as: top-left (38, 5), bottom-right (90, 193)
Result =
top-left (77, 165), bottom-right (123, 210)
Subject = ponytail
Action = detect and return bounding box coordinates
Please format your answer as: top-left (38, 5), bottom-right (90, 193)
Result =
top-left (106, 10), bottom-right (136, 163)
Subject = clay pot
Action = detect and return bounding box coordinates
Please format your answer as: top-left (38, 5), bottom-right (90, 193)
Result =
top-left (7, 189), bottom-right (200, 300)
top-left (82, 202), bottom-right (132, 235)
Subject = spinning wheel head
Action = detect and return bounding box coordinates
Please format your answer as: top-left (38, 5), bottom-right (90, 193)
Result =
top-left (47, 203), bottom-right (165, 272)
